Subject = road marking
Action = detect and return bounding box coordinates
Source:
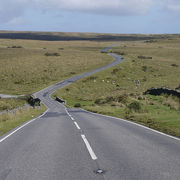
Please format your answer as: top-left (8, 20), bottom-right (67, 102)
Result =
top-left (81, 134), bottom-right (97, 160)
top-left (65, 108), bottom-right (75, 120)
top-left (81, 109), bottom-right (180, 141)
top-left (0, 109), bottom-right (49, 143)
top-left (65, 108), bottom-right (71, 117)
top-left (74, 121), bottom-right (81, 130)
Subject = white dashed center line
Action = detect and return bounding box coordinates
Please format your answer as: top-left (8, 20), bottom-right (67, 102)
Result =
top-left (65, 108), bottom-right (98, 161)
top-left (74, 121), bottom-right (81, 130)
top-left (81, 134), bottom-right (98, 160)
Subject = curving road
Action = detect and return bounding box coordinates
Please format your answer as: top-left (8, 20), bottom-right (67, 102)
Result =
top-left (0, 46), bottom-right (179, 180)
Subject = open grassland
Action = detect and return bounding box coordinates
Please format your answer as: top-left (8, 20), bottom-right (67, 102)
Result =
top-left (0, 39), bottom-right (113, 95)
top-left (0, 105), bottom-right (46, 136)
top-left (54, 37), bottom-right (180, 137)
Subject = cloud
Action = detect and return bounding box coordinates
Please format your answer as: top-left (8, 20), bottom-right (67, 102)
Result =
top-left (160, 0), bottom-right (180, 12)
top-left (0, 0), bottom-right (153, 23)
top-left (32, 0), bottom-right (152, 15)
top-left (0, 0), bottom-right (27, 23)
top-left (5, 17), bottom-right (25, 26)
top-left (1, 0), bottom-right (180, 27)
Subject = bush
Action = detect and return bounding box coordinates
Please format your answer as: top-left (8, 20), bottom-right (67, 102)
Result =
top-left (142, 66), bottom-right (147, 72)
top-left (128, 101), bottom-right (141, 112)
top-left (116, 95), bottom-right (128, 104)
top-left (138, 56), bottom-right (152, 59)
top-left (45, 52), bottom-right (60, 56)
top-left (8, 46), bottom-right (23, 48)
top-left (74, 103), bottom-right (81, 107)
top-left (171, 64), bottom-right (178, 67)
top-left (113, 51), bottom-right (126, 56)
top-left (105, 96), bottom-right (115, 103)
top-left (111, 68), bottom-right (119, 74)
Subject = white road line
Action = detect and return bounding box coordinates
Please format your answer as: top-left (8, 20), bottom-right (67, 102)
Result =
top-left (65, 108), bottom-right (71, 117)
top-left (65, 108), bottom-right (74, 120)
top-left (81, 109), bottom-right (180, 141)
top-left (81, 134), bottom-right (97, 160)
top-left (0, 109), bottom-right (49, 143)
top-left (74, 121), bottom-right (81, 130)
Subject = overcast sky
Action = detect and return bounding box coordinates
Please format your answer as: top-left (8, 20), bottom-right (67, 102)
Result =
top-left (0, 0), bottom-right (180, 33)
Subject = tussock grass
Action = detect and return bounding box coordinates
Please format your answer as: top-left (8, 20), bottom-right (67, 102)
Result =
top-left (0, 98), bottom-right (27, 111)
top-left (0, 105), bottom-right (46, 136)
top-left (54, 37), bottom-right (180, 137)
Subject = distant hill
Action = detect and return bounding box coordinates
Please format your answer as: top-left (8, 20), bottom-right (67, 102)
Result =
top-left (0, 31), bottom-right (175, 41)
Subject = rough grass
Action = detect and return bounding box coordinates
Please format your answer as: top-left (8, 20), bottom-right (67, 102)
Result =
top-left (54, 37), bottom-right (180, 137)
top-left (0, 39), bottom-right (113, 95)
top-left (0, 38), bottom-right (114, 135)
top-left (0, 105), bottom-right (46, 136)
top-left (0, 98), bottom-right (27, 111)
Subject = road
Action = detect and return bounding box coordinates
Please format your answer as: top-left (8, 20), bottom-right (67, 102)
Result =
top-left (0, 47), bottom-right (180, 180)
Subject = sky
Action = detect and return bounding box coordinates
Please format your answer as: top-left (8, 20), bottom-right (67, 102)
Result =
top-left (0, 0), bottom-right (180, 34)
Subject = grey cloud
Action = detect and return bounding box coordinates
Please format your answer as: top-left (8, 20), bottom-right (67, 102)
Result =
top-left (2, 0), bottom-right (180, 26)
top-left (32, 0), bottom-right (152, 15)
top-left (0, 0), bottom-right (27, 23)
top-left (161, 0), bottom-right (180, 12)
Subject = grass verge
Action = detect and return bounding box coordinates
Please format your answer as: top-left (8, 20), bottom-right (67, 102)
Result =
top-left (0, 98), bottom-right (28, 112)
top-left (0, 105), bottom-right (46, 136)
top-left (53, 37), bottom-right (180, 137)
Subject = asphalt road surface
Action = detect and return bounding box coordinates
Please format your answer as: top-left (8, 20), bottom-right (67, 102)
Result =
top-left (0, 47), bottom-right (179, 180)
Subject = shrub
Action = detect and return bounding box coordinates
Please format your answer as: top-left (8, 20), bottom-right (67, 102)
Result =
top-left (74, 103), bottom-right (81, 107)
top-left (8, 46), bottom-right (23, 48)
top-left (94, 98), bottom-right (101, 104)
top-left (142, 66), bottom-right (147, 72)
top-left (144, 40), bottom-right (157, 43)
top-left (105, 96), bottom-right (115, 103)
top-left (111, 68), bottom-right (119, 74)
top-left (171, 64), bottom-right (178, 67)
top-left (116, 95), bottom-right (128, 104)
top-left (128, 101), bottom-right (141, 112)
top-left (113, 51), bottom-right (126, 55)
top-left (45, 52), bottom-right (60, 56)
top-left (138, 56), bottom-right (152, 59)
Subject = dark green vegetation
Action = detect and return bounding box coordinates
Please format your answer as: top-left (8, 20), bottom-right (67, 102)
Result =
top-left (54, 36), bottom-right (180, 137)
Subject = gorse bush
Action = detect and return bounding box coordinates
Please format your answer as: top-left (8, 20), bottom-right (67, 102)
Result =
top-left (74, 103), bottom-right (81, 107)
top-left (128, 101), bottom-right (141, 112)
